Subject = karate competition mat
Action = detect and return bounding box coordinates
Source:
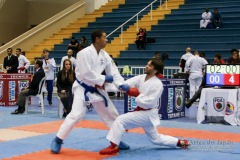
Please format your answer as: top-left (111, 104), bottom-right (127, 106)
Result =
top-left (0, 96), bottom-right (240, 160)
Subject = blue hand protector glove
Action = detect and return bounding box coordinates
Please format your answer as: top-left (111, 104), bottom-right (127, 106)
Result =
top-left (119, 84), bottom-right (130, 92)
top-left (105, 75), bottom-right (113, 83)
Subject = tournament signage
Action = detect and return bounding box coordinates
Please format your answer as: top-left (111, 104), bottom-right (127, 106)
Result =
top-left (213, 97), bottom-right (225, 112)
top-left (9, 81), bottom-right (16, 101)
top-left (125, 79), bottom-right (186, 120)
top-left (18, 80), bottom-right (29, 94)
top-left (0, 73), bottom-right (31, 106)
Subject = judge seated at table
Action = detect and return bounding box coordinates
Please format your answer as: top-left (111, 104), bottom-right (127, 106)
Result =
top-left (11, 60), bottom-right (45, 114)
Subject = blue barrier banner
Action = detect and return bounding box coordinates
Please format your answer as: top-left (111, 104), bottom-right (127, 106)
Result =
top-left (124, 78), bottom-right (186, 120)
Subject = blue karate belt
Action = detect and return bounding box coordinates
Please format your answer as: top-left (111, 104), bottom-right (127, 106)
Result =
top-left (76, 79), bottom-right (108, 111)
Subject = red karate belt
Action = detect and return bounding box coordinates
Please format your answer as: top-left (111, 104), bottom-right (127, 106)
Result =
top-left (134, 106), bottom-right (151, 112)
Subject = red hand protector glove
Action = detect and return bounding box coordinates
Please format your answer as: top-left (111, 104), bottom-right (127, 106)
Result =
top-left (127, 88), bottom-right (140, 97)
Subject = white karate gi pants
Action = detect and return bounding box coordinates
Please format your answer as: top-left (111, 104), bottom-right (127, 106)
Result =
top-left (106, 109), bottom-right (178, 147)
top-left (57, 86), bottom-right (119, 139)
top-left (200, 19), bottom-right (211, 28)
top-left (189, 77), bottom-right (202, 99)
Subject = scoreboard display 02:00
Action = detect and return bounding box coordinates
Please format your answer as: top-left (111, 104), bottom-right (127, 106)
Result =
top-left (205, 64), bottom-right (240, 86)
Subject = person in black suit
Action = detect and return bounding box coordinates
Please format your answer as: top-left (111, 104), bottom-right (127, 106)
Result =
top-left (3, 48), bottom-right (19, 73)
top-left (11, 60), bottom-right (45, 114)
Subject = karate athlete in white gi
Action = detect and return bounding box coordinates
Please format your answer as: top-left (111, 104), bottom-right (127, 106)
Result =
top-left (100, 58), bottom-right (190, 155)
top-left (51, 29), bottom-right (129, 154)
top-left (200, 8), bottom-right (212, 29)
top-left (16, 48), bottom-right (30, 73)
top-left (185, 51), bottom-right (208, 98)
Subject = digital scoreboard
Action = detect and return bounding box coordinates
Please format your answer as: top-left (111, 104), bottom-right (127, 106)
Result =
top-left (205, 64), bottom-right (240, 86)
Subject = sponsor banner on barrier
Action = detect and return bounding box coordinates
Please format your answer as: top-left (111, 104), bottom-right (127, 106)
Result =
top-left (127, 96), bottom-right (137, 111)
top-left (175, 87), bottom-right (184, 112)
top-left (18, 80), bottom-right (29, 94)
top-left (167, 88), bottom-right (173, 113)
top-left (8, 81), bottom-right (15, 101)
top-left (213, 97), bottom-right (225, 112)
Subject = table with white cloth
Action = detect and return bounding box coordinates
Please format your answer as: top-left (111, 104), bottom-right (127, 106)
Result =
top-left (197, 88), bottom-right (240, 126)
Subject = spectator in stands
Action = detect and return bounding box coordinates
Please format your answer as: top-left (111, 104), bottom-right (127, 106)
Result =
top-left (11, 60), bottom-right (45, 114)
top-left (3, 48), bottom-right (19, 73)
top-left (161, 52), bottom-right (169, 63)
top-left (16, 48), bottom-right (30, 73)
top-left (68, 37), bottom-right (79, 57)
top-left (200, 8), bottom-right (212, 29)
top-left (60, 49), bottom-right (76, 70)
top-left (57, 59), bottom-right (76, 117)
top-left (78, 36), bottom-right (89, 51)
top-left (211, 8), bottom-right (222, 29)
top-left (212, 53), bottom-right (225, 64)
top-left (42, 48), bottom-right (56, 105)
top-left (199, 51), bottom-right (210, 64)
top-left (135, 28), bottom-right (145, 50)
top-left (154, 52), bottom-right (161, 59)
top-left (185, 51), bottom-right (208, 98)
top-left (179, 47), bottom-right (193, 72)
top-left (143, 28), bottom-right (147, 44)
top-left (228, 48), bottom-right (240, 64)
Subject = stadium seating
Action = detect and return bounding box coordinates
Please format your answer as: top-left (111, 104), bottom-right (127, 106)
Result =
top-left (51, 0), bottom-right (163, 64)
top-left (30, 0), bottom-right (240, 67)
top-left (116, 0), bottom-right (240, 66)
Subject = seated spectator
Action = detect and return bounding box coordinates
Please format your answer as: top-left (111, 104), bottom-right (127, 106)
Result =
top-left (200, 8), bottom-right (212, 29)
top-left (68, 37), bottom-right (79, 57)
top-left (57, 59), bottom-right (76, 117)
top-left (212, 54), bottom-right (225, 64)
top-left (11, 60), bottom-right (45, 114)
top-left (135, 28), bottom-right (145, 50)
top-left (228, 48), bottom-right (240, 64)
top-left (78, 36), bottom-right (89, 51)
top-left (154, 52), bottom-right (161, 59)
top-left (143, 28), bottom-right (147, 44)
top-left (211, 8), bottom-right (222, 29)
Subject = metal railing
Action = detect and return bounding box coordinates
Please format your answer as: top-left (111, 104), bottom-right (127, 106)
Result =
top-left (0, 65), bottom-right (178, 79)
top-left (0, 64), bottom-right (178, 79)
top-left (106, 0), bottom-right (168, 43)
